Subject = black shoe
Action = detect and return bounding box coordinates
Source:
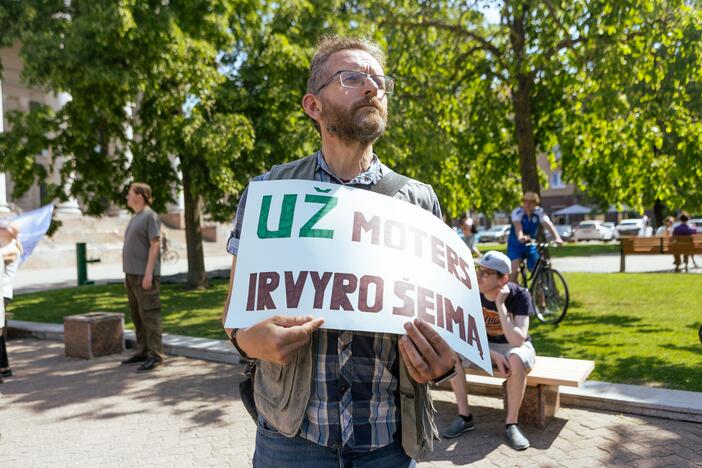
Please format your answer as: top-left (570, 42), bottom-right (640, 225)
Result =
top-left (440, 415), bottom-right (476, 439)
top-left (136, 357), bottom-right (164, 372)
top-left (505, 424), bottom-right (530, 450)
top-left (121, 355), bottom-right (148, 365)
top-left (0, 369), bottom-right (12, 378)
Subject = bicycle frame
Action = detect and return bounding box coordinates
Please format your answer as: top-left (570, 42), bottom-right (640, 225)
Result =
top-left (519, 243), bottom-right (551, 290)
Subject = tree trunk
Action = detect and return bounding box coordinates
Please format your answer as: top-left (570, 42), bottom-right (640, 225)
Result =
top-left (182, 167), bottom-right (208, 289)
top-left (510, 6), bottom-right (541, 196)
top-left (653, 198), bottom-right (664, 229)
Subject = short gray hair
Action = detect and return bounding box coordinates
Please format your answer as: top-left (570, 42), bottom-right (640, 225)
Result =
top-left (307, 35), bottom-right (386, 95)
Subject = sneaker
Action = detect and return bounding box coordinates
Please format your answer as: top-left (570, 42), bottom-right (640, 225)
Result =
top-left (505, 424), bottom-right (530, 450)
top-left (440, 415), bottom-right (475, 439)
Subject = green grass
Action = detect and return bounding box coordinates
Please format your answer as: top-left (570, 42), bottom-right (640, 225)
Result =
top-left (10, 272), bottom-right (702, 391)
top-left (477, 242), bottom-right (620, 257)
top-left (530, 273), bottom-right (702, 392)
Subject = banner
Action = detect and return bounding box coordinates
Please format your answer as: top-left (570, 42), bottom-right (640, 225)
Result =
top-left (225, 180), bottom-right (491, 373)
top-left (5, 204), bottom-right (54, 265)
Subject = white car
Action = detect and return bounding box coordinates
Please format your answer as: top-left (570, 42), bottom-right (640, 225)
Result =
top-left (478, 224), bottom-right (511, 243)
top-left (615, 218), bottom-right (653, 237)
top-left (573, 221), bottom-right (614, 241)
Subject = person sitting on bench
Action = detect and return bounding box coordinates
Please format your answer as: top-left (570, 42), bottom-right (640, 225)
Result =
top-left (440, 250), bottom-right (536, 451)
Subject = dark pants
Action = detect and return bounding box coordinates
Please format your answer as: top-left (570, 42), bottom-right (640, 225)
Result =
top-left (1, 297), bottom-right (11, 370)
top-left (253, 416), bottom-right (414, 468)
top-left (124, 274), bottom-right (164, 360)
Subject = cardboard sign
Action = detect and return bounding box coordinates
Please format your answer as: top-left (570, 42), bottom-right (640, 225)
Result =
top-left (225, 180), bottom-right (491, 373)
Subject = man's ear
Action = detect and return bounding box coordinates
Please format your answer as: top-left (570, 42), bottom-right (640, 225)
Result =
top-left (302, 93), bottom-right (322, 123)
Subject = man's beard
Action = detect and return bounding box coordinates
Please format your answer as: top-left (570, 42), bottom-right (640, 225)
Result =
top-left (321, 97), bottom-right (387, 145)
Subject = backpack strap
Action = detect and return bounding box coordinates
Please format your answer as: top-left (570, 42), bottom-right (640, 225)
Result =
top-left (370, 170), bottom-right (410, 198)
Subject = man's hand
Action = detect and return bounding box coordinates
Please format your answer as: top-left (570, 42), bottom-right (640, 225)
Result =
top-left (491, 350), bottom-right (511, 376)
top-left (236, 315), bottom-right (324, 365)
top-left (495, 284), bottom-right (510, 306)
top-left (141, 273), bottom-right (153, 290)
top-left (398, 318), bottom-right (454, 384)
top-left (554, 237), bottom-right (564, 245)
top-left (3, 251), bottom-right (17, 265)
top-left (518, 234), bottom-right (531, 244)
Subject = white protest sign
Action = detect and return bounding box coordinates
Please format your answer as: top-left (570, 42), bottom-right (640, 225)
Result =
top-left (226, 180), bottom-right (491, 373)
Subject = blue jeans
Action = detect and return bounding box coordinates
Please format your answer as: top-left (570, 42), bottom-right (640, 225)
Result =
top-left (253, 417), bottom-right (415, 468)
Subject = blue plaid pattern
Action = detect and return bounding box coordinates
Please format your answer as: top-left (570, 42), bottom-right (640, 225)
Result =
top-left (227, 151), bottom-right (441, 450)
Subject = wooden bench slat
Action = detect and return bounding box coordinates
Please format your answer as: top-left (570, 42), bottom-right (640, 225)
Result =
top-left (465, 356), bottom-right (594, 388)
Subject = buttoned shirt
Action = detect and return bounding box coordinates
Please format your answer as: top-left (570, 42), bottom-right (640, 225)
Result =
top-left (227, 151), bottom-right (441, 450)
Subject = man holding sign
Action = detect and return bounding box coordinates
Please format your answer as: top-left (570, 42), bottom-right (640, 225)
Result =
top-left (222, 36), bottom-right (474, 466)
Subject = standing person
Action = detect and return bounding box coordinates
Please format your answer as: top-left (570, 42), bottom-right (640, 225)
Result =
top-left (440, 251), bottom-right (535, 451)
top-left (459, 213), bottom-right (482, 258)
top-left (222, 36), bottom-right (456, 467)
top-left (506, 192), bottom-right (562, 283)
top-left (672, 211), bottom-right (697, 273)
top-left (655, 216), bottom-right (674, 236)
top-left (0, 222), bottom-right (22, 383)
top-left (121, 182), bottom-right (164, 371)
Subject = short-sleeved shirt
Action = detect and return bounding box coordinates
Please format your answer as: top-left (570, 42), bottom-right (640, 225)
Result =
top-left (673, 223), bottom-right (697, 236)
top-left (480, 282), bottom-right (533, 344)
top-left (123, 206), bottom-right (161, 276)
top-left (507, 206), bottom-right (549, 247)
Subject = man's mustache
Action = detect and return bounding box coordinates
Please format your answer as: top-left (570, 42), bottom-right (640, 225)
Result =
top-left (354, 98), bottom-right (384, 112)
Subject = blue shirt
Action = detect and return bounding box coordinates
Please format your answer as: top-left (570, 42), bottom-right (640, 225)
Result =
top-left (227, 151), bottom-right (441, 451)
top-left (507, 206), bottom-right (549, 247)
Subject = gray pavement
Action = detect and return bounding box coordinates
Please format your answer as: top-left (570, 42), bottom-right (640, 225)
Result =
top-left (2, 338), bottom-right (702, 467)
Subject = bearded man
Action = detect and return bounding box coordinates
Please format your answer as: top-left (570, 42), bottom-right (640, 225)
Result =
top-left (222, 36), bottom-right (456, 467)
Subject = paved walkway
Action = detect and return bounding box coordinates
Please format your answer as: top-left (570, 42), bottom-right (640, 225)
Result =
top-left (2, 339), bottom-right (701, 467)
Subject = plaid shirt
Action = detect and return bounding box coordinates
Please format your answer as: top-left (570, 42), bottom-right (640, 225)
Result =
top-left (227, 152), bottom-right (441, 451)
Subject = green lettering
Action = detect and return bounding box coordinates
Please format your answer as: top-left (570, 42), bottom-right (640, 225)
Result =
top-left (299, 194), bottom-right (337, 239)
top-left (257, 194), bottom-right (297, 238)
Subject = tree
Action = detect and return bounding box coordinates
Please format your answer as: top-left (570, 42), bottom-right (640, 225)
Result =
top-left (0, 0), bottom-right (256, 288)
top-left (374, 0), bottom-right (702, 216)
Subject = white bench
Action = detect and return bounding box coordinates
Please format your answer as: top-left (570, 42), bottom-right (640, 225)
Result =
top-left (441, 356), bottom-right (595, 428)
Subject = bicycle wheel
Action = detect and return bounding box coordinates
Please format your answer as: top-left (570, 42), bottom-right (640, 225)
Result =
top-left (531, 267), bottom-right (569, 324)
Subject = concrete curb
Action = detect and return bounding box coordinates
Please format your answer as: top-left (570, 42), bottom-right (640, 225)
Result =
top-left (8, 320), bottom-right (702, 424)
top-left (8, 319), bottom-right (243, 366)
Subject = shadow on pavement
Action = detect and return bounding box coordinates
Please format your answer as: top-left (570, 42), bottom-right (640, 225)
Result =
top-left (0, 338), bottom-right (246, 428)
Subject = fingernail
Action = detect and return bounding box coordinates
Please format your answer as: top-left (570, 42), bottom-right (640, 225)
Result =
top-left (404, 322), bottom-right (412, 331)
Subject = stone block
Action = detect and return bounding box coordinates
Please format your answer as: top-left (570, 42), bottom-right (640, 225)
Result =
top-left (64, 312), bottom-right (125, 359)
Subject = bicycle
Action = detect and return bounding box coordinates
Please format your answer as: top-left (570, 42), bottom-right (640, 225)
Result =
top-left (518, 242), bottom-right (569, 324)
top-left (161, 233), bottom-right (180, 264)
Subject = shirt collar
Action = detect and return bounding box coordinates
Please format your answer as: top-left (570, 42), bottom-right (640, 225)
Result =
top-left (316, 151), bottom-right (384, 186)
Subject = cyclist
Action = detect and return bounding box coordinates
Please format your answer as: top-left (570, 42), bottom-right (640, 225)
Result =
top-left (507, 192), bottom-right (562, 283)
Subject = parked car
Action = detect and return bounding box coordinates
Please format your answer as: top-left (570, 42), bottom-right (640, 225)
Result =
top-left (615, 218), bottom-right (653, 237)
top-left (478, 224), bottom-right (511, 243)
top-left (602, 222), bottom-right (617, 239)
top-left (689, 218), bottom-right (702, 231)
top-left (573, 220), bottom-right (614, 242)
top-left (545, 224), bottom-right (574, 242)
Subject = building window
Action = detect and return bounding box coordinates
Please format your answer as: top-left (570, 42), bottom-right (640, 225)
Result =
top-left (550, 170), bottom-right (565, 189)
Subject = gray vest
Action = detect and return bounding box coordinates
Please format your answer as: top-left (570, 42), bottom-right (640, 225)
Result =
top-left (252, 152), bottom-right (439, 460)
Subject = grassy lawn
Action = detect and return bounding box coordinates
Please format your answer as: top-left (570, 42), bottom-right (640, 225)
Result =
top-left (10, 272), bottom-right (702, 392)
top-left (477, 242), bottom-right (620, 257)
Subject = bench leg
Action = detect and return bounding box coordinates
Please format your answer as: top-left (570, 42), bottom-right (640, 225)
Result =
top-left (502, 382), bottom-right (560, 429)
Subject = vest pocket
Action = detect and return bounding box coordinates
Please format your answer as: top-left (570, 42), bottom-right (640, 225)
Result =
top-left (255, 356), bottom-right (299, 410)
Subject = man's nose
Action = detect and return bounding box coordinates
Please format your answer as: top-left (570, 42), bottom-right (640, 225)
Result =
top-left (362, 75), bottom-right (381, 97)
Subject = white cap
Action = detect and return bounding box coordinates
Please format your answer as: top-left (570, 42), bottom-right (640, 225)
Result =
top-left (477, 250), bottom-right (512, 276)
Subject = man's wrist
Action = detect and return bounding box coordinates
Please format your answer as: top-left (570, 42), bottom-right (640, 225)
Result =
top-left (431, 365), bottom-right (457, 385)
top-left (229, 328), bottom-right (252, 361)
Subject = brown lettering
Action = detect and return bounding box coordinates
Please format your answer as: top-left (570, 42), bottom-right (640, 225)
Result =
top-left (358, 275), bottom-right (384, 313)
top-left (246, 273), bottom-right (257, 311)
top-left (384, 219), bottom-right (407, 250)
top-left (416, 286), bottom-right (435, 324)
top-left (284, 271), bottom-right (308, 308)
top-left (330, 273), bottom-right (357, 311)
top-left (430, 235), bottom-right (446, 269)
top-left (393, 280), bottom-right (415, 317)
top-left (256, 272), bottom-right (279, 310)
top-left (310, 271), bottom-right (332, 309)
top-left (352, 212), bottom-right (380, 245)
top-left (443, 296), bottom-right (466, 341)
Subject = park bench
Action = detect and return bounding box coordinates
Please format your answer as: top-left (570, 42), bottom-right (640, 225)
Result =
top-left (619, 234), bottom-right (702, 272)
top-left (440, 356), bottom-right (594, 428)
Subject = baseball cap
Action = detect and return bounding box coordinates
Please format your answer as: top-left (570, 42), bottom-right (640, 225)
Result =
top-left (477, 250), bottom-right (512, 276)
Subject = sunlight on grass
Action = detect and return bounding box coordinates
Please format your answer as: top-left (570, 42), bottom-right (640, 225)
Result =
top-left (10, 273), bottom-right (702, 391)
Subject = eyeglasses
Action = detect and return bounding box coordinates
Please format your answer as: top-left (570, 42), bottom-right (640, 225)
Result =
top-left (477, 268), bottom-right (501, 278)
top-left (316, 70), bottom-right (395, 95)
